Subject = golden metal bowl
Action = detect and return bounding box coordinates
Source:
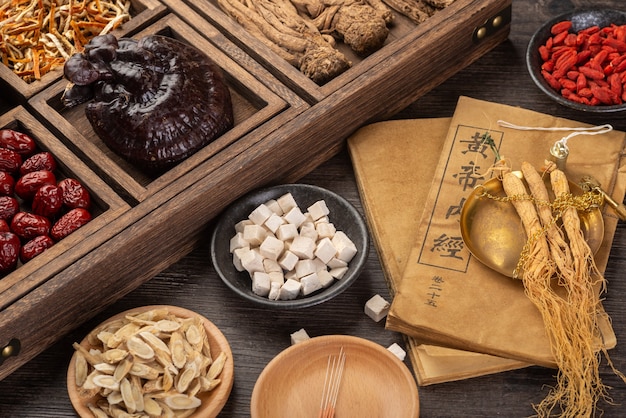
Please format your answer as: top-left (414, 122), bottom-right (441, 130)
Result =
top-left (460, 172), bottom-right (604, 278)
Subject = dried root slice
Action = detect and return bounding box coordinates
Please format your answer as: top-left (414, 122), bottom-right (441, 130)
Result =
top-left (72, 308), bottom-right (227, 416)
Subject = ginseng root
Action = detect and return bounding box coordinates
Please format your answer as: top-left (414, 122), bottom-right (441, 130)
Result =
top-left (502, 163), bottom-right (621, 417)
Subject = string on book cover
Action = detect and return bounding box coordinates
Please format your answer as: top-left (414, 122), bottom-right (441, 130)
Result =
top-left (497, 120), bottom-right (613, 170)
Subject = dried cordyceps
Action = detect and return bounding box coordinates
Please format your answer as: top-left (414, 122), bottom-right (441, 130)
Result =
top-left (0, 0), bottom-right (132, 83)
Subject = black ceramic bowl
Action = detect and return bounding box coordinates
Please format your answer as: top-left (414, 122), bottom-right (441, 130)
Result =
top-left (210, 184), bottom-right (369, 309)
top-left (527, 8), bottom-right (626, 113)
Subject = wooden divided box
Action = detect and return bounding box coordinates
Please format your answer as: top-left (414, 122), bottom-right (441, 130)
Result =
top-left (0, 0), bottom-right (511, 379)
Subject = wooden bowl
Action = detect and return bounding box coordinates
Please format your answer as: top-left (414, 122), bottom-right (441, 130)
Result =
top-left (250, 335), bottom-right (419, 418)
top-left (67, 305), bottom-right (233, 418)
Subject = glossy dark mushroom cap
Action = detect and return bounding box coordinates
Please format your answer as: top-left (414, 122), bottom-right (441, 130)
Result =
top-left (62, 34), bottom-right (234, 172)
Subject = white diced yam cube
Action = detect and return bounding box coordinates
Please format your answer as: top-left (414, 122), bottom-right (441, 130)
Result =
top-left (387, 343), bottom-right (407, 361)
top-left (249, 203), bottom-right (273, 225)
top-left (268, 282), bottom-right (281, 300)
top-left (252, 272), bottom-right (271, 296)
top-left (313, 258), bottom-right (327, 272)
top-left (279, 250), bottom-right (299, 272)
top-left (316, 221), bottom-right (336, 239)
top-left (314, 215), bottom-right (330, 224)
top-left (264, 213), bottom-right (285, 233)
top-left (283, 206), bottom-right (307, 228)
top-left (264, 199), bottom-right (283, 215)
top-left (314, 237), bottom-right (337, 264)
top-left (332, 231), bottom-right (358, 263)
top-left (278, 279), bottom-right (301, 300)
top-left (277, 193), bottom-right (298, 213)
top-left (329, 266), bottom-right (348, 280)
top-left (295, 259), bottom-right (317, 278)
top-left (307, 200), bottom-right (330, 221)
top-left (268, 271), bottom-right (285, 285)
top-left (263, 258), bottom-right (282, 273)
top-left (318, 269), bottom-right (335, 288)
top-left (259, 235), bottom-right (285, 261)
top-left (290, 236), bottom-right (316, 259)
top-left (232, 247), bottom-right (249, 272)
top-left (285, 269), bottom-right (297, 281)
top-left (235, 219), bottom-right (253, 234)
top-left (327, 257), bottom-right (347, 269)
top-left (302, 212), bottom-right (314, 224)
top-left (364, 294), bottom-right (391, 322)
top-left (290, 328), bottom-right (311, 345)
top-left (299, 222), bottom-right (318, 241)
top-left (300, 272), bottom-right (323, 296)
top-left (276, 223), bottom-right (298, 241)
top-left (240, 249), bottom-right (265, 274)
top-left (243, 224), bottom-right (268, 246)
top-left (229, 232), bottom-right (249, 253)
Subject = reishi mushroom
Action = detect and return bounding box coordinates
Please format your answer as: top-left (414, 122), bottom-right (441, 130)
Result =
top-left (62, 34), bottom-right (234, 172)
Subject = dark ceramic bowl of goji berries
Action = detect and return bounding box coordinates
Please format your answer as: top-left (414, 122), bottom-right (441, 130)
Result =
top-left (527, 9), bottom-right (626, 113)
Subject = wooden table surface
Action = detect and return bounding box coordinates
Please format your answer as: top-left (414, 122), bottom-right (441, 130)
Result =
top-left (2, 0), bottom-right (626, 416)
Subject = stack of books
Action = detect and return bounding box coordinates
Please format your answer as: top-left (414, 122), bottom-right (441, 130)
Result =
top-left (347, 97), bottom-right (626, 385)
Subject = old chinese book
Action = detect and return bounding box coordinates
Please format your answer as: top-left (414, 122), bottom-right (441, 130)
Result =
top-left (347, 117), bottom-right (529, 385)
top-left (385, 97), bottom-right (625, 367)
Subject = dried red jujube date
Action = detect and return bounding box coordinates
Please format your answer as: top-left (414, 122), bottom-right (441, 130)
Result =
top-left (20, 235), bottom-right (55, 263)
top-left (0, 129), bottom-right (36, 156)
top-left (32, 184), bottom-right (63, 218)
top-left (15, 170), bottom-right (56, 200)
top-left (0, 196), bottom-right (19, 221)
top-left (20, 152), bottom-right (57, 175)
top-left (0, 148), bottom-right (22, 173)
top-left (0, 172), bottom-right (15, 196)
top-left (51, 208), bottom-right (91, 241)
top-left (11, 212), bottom-right (51, 240)
top-left (0, 219), bottom-right (10, 233)
top-left (57, 178), bottom-right (91, 209)
top-left (0, 231), bottom-right (20, 274)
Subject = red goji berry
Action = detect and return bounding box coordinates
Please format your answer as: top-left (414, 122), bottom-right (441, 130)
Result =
top-left (551, 20), bottom-right (572, 35)
top-left (579, 66), bottom-right (606, 80)
top-left (591, 85), bottom-right (616, 104)
top-left (552, 30), bottom-right (569, 45)
top-left (576, 73), bottom-right (587, 91)
top-left (580, 25), bottom-right (600, 35)
top-left (542, 70), bottom-right (562, 90)
top-left (603, 37), bottom-right (626, 53)
top-left (560, 78), bottom-right (576, 91)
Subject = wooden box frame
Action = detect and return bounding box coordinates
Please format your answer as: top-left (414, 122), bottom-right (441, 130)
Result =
top-left (0, 0), bottom-right (511, 380)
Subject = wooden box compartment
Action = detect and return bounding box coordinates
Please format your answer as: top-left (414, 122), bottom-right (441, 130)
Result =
top-left (29, 14), bottom-right (304, 204)
top-left (0, 106), bottom-right (129, 338)
top-left (0, 0), bottom-right (167, 103)
top-left (0, 0), bottom-right (511, 380)
top-left (169, 0), bottom-right (512, 103)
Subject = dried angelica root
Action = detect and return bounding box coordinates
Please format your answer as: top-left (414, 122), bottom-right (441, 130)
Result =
top-left (291, 0), bottom-right (393, 55)
top-left (216, 0), bottom-right (351, 84)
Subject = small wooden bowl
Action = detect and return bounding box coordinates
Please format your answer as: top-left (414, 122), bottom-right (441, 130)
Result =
top-left (251, 335), bottom-right (419, 417)
top-left (67, 305), bottom-right (233, 418)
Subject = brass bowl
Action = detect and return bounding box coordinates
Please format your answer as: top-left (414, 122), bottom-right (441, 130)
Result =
top-left (460, 172), bottom-right (604, 277)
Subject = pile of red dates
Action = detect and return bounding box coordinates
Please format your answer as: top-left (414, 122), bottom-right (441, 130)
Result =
top-left (0, 129), bottom-right (92, 275)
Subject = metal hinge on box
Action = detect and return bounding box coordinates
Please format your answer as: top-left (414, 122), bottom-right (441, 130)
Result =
top-left (473, 4), bottom-right (512, 44)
